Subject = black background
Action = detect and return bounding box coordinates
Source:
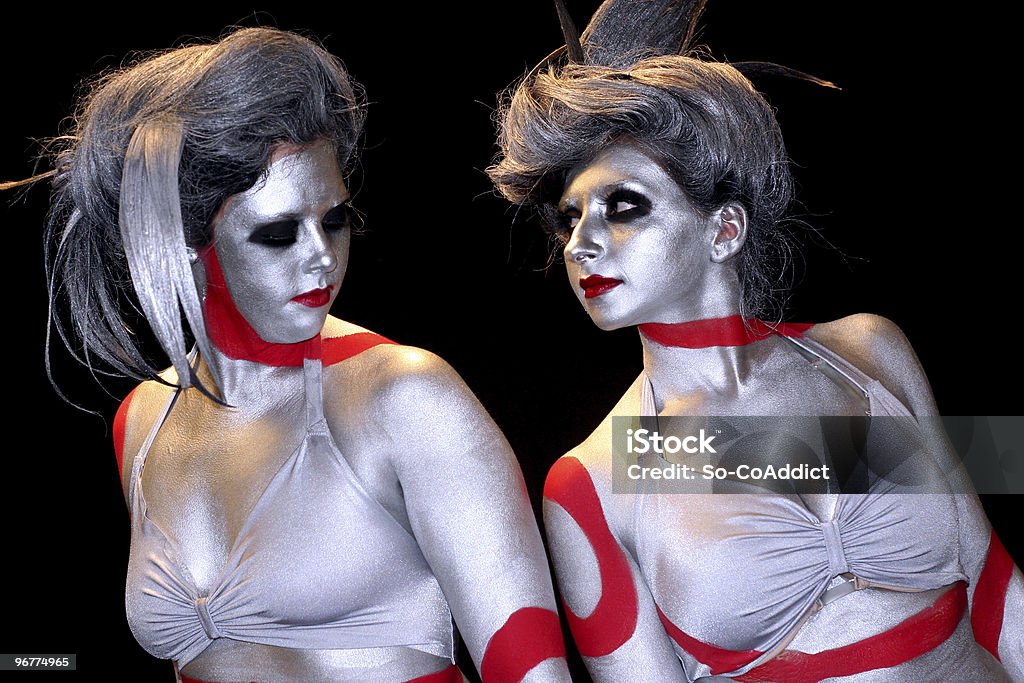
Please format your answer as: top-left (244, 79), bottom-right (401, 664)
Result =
top-left (1, 2), bottom-right (1019, 680)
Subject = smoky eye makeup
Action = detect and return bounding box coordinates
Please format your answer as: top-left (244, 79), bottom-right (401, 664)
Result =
top-left (322, 202), bottom-right (355, 233)
top-left (249, 219), bottom-right (299, 247)
top-left (552, 209), bottom-right (580, 239)
top-left (603, 188), bottom-right (652, 221)
top-left (549, 196), bottom-right (579, 237)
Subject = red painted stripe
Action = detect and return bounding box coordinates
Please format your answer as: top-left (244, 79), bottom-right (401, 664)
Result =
top-left (656, 605), bottom-right (762, 674)
top-left (480, 607), bottom-right (566, 682)
top-left (405, 663), bottom-right (463, 683)
top-left (972, 530), bottom-right (1014, 660)
top-left (638, 316), bottom-right (813, 349)
top-left (543, 457), bottom-right (638, 657)
top-left (113, 386), bottom-right (139, 474)
top-left (322, 332), bottom-right (396, 366)
top-left (734, 582), bottom-right (967, 683)
top-left (182, 663), bottom-right (461, 683)
top-left (199, 246), bottom-right (313, 366)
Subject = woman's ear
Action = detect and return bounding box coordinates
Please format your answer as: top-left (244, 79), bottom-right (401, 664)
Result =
top-left (710, 203), bottom-right (748, 263)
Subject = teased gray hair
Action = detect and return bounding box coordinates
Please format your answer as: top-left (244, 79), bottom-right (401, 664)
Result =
top-left (39, 27), bottom-right (365, 393)
top-left (488, 51), bottom-right (797, 321)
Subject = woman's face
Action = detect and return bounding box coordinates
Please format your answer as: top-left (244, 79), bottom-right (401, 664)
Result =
top-left (210, 140), bottom-right (350, 344)
top-left (555, 140), bottom-right (722, 330)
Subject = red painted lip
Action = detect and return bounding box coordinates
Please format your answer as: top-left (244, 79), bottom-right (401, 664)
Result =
top-left (291, 287), bottom-right (333, 307)
top-left (579, 275), bottom-right (622, 299)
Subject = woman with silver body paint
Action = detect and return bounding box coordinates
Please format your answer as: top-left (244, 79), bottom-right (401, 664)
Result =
top-left (488, 1), bottom-right (1023, 681)
top-left (13, 27), bottom-right (570, 683)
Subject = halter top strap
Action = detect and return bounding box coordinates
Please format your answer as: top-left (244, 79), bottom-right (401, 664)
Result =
top-left (303, 356), bottom-right (326, 428)
top-left (777, 334), bottom-right (872, 400)
top-left (127, 385), bottom-right (182, 507)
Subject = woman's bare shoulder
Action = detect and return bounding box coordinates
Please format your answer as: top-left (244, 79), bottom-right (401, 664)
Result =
top-left (319, 323), bottom-right (488, 439)
top-left (805, 313), bottom-right (937, 415)
top-left (321, 317), bottom-right (457, 392)
top-left (114, 371), bottom-right (180, 494)
top-left (320, 315), bottom-right (375, 339)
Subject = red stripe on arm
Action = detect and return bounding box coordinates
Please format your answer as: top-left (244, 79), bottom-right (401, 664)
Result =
top-left (322, 332), bottom-right (396, 366)
top-left (972, 530), bottom-right (1014, 660)
top-left (543, 457), bottom-right (638, 657)
top-left (480, 607), bottom-right (566, 682)
top-left (113, 387), bottom-right (139, 474)
top-left (656, 605), bottom-right (761, 674)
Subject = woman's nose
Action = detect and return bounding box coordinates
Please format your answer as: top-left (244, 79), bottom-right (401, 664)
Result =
top-left (304, 226), bottom-right (338, 275)
top-left (565, 212), bottom-right (603, 264)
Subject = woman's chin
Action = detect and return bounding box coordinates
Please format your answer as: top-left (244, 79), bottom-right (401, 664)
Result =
top-left (584, 309), bottom-right (635, 333)
top-left (254, 317), bottom-right (327, 345)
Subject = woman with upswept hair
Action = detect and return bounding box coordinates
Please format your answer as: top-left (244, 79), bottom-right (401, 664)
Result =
top-left (488, 1), bottom-right (1022, 680)
top-left (8, 27), bottom-right (570, 682)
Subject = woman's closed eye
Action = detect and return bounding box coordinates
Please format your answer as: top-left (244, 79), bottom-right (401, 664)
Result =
top-left (250, 220), bottom-right (299, 247)
top-left (248, 203), bottom-right (358, 248)
top-left (322, 202), bottom-right (360, 233)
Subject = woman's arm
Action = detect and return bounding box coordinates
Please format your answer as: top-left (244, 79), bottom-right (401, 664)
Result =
top-left (373, 347), bottom-right (570, 683)
top-left (543, 454), bottom-right (687, 682)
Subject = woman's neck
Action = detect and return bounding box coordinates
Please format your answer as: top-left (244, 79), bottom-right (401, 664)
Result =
top-left (640, 326), bottom-right (752, 411)
top-left (197, 247), bottom-right (319, 405)
top-left (637, 315), bottom-right (812, 411)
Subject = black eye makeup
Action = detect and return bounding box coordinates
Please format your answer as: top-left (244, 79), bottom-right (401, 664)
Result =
top-left (550, 186), bottom-right (652, 242)
top-left (247, 202), bottom-right (358, 248)
top-left (550, 208), bottom-right (580, 242)
top-left (322, 202), bottom-right (357, 233)
top-left (249, 219), bottom-right (299, 247)
top-left (602, 188), bottom-right (651, 221)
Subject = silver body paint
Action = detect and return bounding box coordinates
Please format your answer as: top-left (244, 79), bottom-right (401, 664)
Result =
top-left (120, 144), bottom-right (570, 682)
top-left (544, 143), bottom-right (1022, 681)
top-left (560, 143), bottom-right (741, 331)
top-left (209, 141), bottom-right (347, 348)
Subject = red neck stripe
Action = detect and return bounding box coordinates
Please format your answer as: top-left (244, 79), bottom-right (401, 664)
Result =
top-left (200, 246), bottom-right (315, 366)
top-left (199, 248), bottom-right (395, 366)
top-left (322, 332), bottom-right (396, 366)
top-left (639, 315), bottom-right (813, 349)
top-left (113, 386), bottom-right (139, 475)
